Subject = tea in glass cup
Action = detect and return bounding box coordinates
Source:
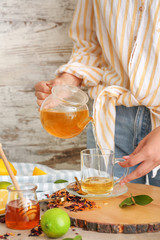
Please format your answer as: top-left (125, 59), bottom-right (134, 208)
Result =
top-left (81, 176), bottom-right (114, 195)
top-left (81, 149), bottom-right (128, 195)
top-left (5, 183), bottom-right (40, 230)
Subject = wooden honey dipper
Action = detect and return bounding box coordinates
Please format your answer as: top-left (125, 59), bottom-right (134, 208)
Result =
top-left (0, 143), bottom-right (38, 220)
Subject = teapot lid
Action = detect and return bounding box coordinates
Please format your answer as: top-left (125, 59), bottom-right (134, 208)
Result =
top-left (51, 85), bottom-right (89, 106)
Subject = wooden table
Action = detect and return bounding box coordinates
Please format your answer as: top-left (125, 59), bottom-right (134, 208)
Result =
top-left (1, 183), bottom-right (160, 240)
top-left (1, 221), bottom-right (160, 240)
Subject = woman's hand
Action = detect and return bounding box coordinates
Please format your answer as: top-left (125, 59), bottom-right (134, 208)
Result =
top-left (35, 73), bottom-right (82, 107)
top-left (119, 126), bottom-right (160, 184)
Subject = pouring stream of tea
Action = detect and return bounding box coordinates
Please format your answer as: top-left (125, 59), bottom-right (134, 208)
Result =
top-left (86, 118), bottom-right (101, 176)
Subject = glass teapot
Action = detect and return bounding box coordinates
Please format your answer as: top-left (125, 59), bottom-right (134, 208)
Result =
top-left (40, 85), bottom-right (92, 139)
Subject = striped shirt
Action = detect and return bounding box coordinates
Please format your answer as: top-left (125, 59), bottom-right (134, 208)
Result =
top-left (55, 0), bottom-right (160, 152)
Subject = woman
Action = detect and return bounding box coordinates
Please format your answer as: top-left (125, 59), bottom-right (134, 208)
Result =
top-left (35, 0), bottom-right (160, 185)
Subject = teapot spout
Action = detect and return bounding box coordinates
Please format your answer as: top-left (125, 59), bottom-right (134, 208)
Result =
top-left (78, 116), bottom-right (93, 130)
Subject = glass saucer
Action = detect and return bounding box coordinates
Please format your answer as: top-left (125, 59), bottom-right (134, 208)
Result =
top-left (66, 181), bottom-right (128, 199)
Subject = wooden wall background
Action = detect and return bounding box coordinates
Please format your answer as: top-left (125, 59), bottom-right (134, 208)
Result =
top-left (0, 0), bottom-right (88, 170)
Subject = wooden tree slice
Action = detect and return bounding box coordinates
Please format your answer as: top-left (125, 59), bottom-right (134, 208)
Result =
top-left (60, 183), bottom-right (160, 234)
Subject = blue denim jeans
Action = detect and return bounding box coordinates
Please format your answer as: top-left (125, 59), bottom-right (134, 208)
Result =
top-left (87, 105), bottom-right (160, 186)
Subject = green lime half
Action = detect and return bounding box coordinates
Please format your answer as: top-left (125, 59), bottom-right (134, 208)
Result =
top-left (0, 181), bottom-right (12, 190)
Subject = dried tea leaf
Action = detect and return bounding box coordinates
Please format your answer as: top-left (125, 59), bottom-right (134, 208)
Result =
top-left (133, 195), bottom-right (153, 206)
top-left (54, 179), bottom-right (68, 184)
top-left (119, 196), bottom-right (135, 208)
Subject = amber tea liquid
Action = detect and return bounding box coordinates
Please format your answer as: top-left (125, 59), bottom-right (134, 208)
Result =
top-left (40, 109), bottom-right (92, 138)
top-left (81, 177), bottom-right (113, 194)
top-left (5, 199), bottom-right (40, 230)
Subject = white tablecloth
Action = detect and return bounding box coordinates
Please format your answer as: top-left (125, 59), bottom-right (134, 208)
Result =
top-left (0, 162), bottom-right (81, 200)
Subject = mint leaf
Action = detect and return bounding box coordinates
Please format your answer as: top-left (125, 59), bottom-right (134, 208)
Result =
top-left (62, 238), bottom-right (73, 240)
top-left (133, 195), bottom-right (153, 206)
top-left (73, 235), bottom-right (82, 240)
top-left (119, 196), bottom-right (135, 208)
top-left (119, 193), bottom-right (153, 208)
top-left (54, 179), bottom-right (68, 184)
top-left (62, 236), bottom-right (82, 240)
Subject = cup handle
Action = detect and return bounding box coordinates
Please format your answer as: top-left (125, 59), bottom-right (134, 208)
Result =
top-left (114, 158), bottom-right (129, 184)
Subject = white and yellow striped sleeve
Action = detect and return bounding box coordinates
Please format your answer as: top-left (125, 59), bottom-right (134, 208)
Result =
top-left (55, 0), bottom-right (104, 87)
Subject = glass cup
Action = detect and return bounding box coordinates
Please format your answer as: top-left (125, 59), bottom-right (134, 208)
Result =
top-left (40, 85), bottom-right (92, 139)
top-left (5, 183), bottom-right (40, 230)
top-left (81, 149), bottom-right (129, 195)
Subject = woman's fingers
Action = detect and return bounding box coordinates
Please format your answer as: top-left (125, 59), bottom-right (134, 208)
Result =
top-left (119, 136), bottom-right (160, 184)
top-left (35, 81), bottom-right (52, 94)
top-left (35, 91), bottom-right (50, 100)
top-left (119, 150), bottom-right (145, 168)
top-left (37, 99), bottom-right (44, 107)
top-left (35, 80), bottom-right (54, 107)
top-left (120, 160), bottom-right (158, 184)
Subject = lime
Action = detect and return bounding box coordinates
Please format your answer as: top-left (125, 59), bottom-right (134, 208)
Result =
top-left (0, 181), bottom-right (12, 189)
top-left (40, 208), bottom-right (71, 238)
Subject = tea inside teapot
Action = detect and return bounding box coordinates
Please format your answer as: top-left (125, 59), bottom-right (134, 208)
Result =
top-left (40, 85), bottom-right (92, 139)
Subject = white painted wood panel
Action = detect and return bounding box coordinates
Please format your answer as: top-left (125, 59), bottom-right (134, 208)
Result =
top-left (0, 0), bottom-right (88, 170)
